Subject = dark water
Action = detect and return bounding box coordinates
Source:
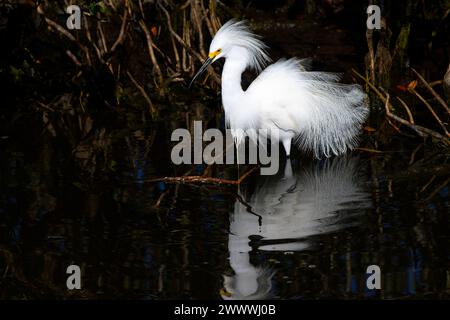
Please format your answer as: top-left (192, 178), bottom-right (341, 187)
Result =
top-left (0, 122), bottom-right (449, 299)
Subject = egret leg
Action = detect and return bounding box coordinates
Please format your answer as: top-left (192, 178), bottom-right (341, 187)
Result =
top-left (282, 138), bottom-right (291, 157)
top-left (284, 158), bottom-right (293, 178)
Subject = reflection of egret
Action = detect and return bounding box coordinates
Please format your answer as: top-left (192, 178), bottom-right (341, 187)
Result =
top-left (222, 157), bottom-right (372, 299)
top-left (190, 20), bottom-right (369, 157)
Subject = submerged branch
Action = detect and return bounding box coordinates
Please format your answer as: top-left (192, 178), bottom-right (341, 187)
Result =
top-left (144, 166), bottom-right (260, 185)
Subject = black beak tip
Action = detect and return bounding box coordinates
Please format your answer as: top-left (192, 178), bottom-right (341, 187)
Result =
top-left (188, 57), bottom-right (213, 89)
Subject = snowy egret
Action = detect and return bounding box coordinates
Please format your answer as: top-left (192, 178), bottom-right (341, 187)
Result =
top-left (190, 20), bottom-right (369, 158)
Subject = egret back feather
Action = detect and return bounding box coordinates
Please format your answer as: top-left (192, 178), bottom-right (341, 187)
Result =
top-left (246, 58), bottom-right (369, 158)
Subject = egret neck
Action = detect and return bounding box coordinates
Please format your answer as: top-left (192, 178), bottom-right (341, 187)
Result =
top-left (221, 46), bottom-right (248, 116)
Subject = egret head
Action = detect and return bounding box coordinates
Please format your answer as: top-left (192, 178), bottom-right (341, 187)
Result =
top-left (189, 20), bottom-right (271, 87)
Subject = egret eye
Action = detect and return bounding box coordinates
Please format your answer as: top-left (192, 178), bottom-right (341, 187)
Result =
top-left (208, 49), bottom-right (222, 59)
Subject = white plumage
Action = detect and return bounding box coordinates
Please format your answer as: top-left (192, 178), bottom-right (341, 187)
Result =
top-left (191, 20), bottom-right (369, 158)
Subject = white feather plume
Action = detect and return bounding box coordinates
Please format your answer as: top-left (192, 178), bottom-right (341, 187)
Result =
top-left (247, 58), bottom-right (369, 158)
top-left (211, 20), bottom-right (271, 72)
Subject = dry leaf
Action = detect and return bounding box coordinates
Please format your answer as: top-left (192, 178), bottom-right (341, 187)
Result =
top-left (363, 126), bottom-right (376, 132)
top-left (151, 26), bottom-right (158, 37)
top-left (396, 85), bottom-right (408, 92)
top-left (407, 80), bottom-right (418, 90)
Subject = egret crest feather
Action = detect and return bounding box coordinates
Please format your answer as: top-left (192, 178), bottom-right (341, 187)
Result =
top-left (210, 20), bottom-right (271, 72)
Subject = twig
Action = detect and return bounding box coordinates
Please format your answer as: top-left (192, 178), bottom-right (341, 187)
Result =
top-left (411, 68), bottom-right (450, 115)
top-left (138, 0), bottom-right (146, 20)
top-left (155, 189), bottom-right (171, 207)
top-left (396, 96), bottom-right (415, 124)
top-left (366, 29), bottom-right (375, 84)
top-left (192, 0), bottom-right (207, 57)
top-left (420, 175), bottom-right (436, 193)
top-left (158, 1), bottom-right (220, 84)
top-left (97, 21), bottom-right (108, 55)
top-left (353, 69), bottom-right (450, 146)
top-left (158, 2), bottom-right (203, 62)
top-left (170, 23), bottom-right (182, 72)
top-left (83, 15), bottom-right (103, 63)
top-left (354, 147), bottom-right (384, 154)
top-left (65, 50), bottom-right (82, 67)
top-left (37, 6), bottom-right (91, 65)
top-left (33, 100), bottom-right (55, 112)
top-left (139, 19), bottom-right (163, 86)
top-left (200, 0), bottom-right (215, 37)
top-left (126, 71), bottom-right (157, 116)
top-left (386, 117), bottom-right (402, 133)
top-left (425, 177), bottom-right (450, 201)
top-left (410, 88), bottom-right (449, 137)
top-left (385, 94), bottom-right (448, 142)
top-left (144, 166), bottom-right (260, 185)
top-left (181, 9), bottom-right (188, 72)
top-left (408, 143), bottom-right (422, 165)
top-left (110, 8), bottom-right (128, 53)
top-left (429, 80), bottom-right (442, 87)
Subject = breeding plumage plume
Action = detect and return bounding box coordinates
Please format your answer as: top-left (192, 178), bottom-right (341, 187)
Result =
top-left (190, 20), bottom-right (369, 158)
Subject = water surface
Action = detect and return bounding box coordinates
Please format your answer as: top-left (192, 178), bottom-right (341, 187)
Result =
top-left (1, 127), bottom-right (448, 299)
